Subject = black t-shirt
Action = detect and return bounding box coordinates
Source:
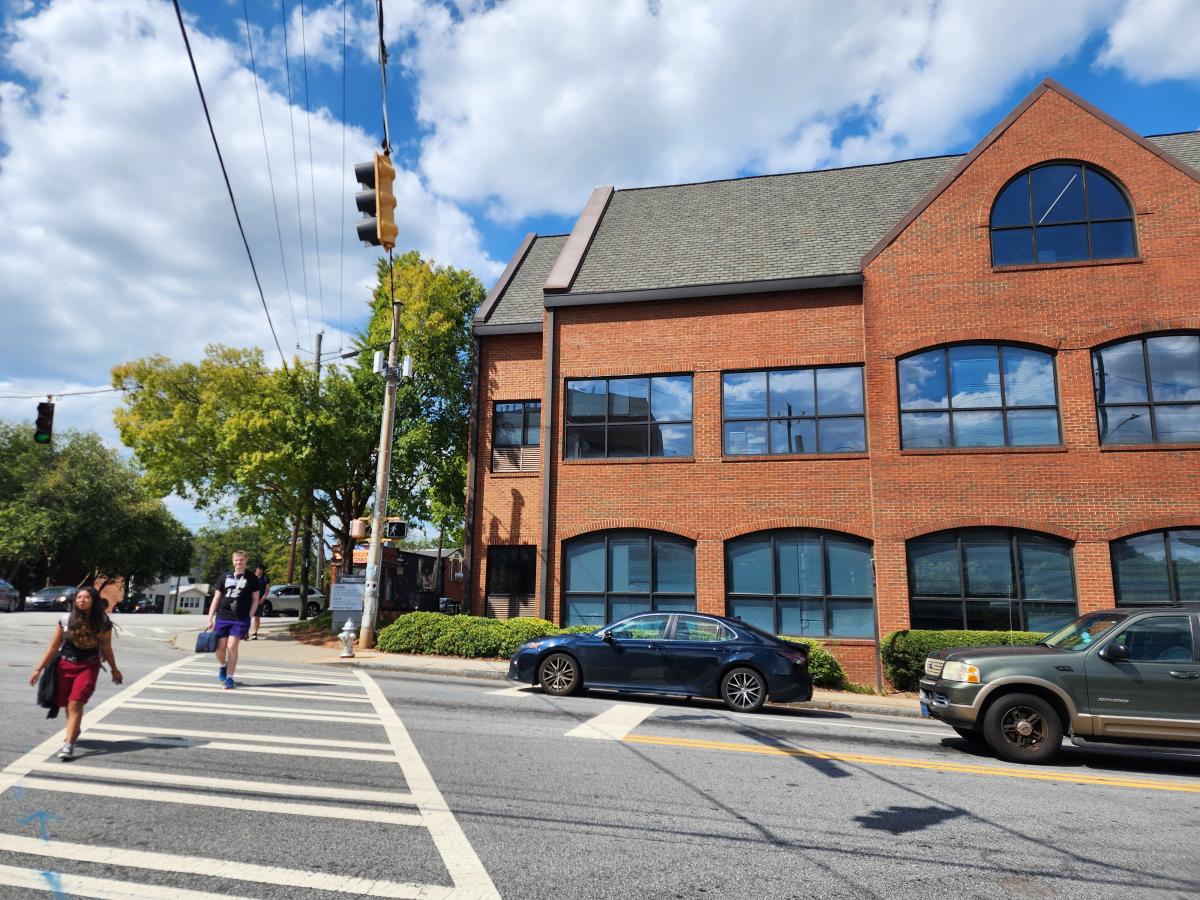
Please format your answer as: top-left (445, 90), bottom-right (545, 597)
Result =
top-left (215, 571), bottom-right (261, 620)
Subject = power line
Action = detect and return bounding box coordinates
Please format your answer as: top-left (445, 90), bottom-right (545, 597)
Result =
top-left (280, 0), bottom-right (313, 350)
top-left (299, 0), bottom-right (326, 337)
top-left (338, 0), bottom-right (348, 352)
top-left (0, 388), bottom-right (121, 400)
top-left (172, 0), bottom-right (288, 370)
top-left (242, 0), bottom-right (300, 351)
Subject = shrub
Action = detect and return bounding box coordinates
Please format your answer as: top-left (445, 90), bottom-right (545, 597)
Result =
top-left (782, 638), bottom-right (848, 690)
top-left (495, 618), bottom-right (560, 657)
top-left (560, 625), bottom-right (600, 635)
top-left (882, 629), bottom-right (1047, 691)
top-left (431, 616), bottom-right (506, 658)
top-left (290, 609), bottom-right (332, 632)
top-left (376, 611), bottom-right (455, 654)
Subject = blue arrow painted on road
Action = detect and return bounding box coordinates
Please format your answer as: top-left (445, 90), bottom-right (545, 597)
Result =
top-left (40, 870), bottom-right (67, 899)
top-left (19, 811), bottom-right (62, 842)
top-left (11, 786), bottom-right (23, 800)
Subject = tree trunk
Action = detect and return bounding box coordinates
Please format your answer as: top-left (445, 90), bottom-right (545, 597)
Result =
top-left (434, 526), bottom-right (445, 597)
top-left (286, 516), bottom-right (299, 583)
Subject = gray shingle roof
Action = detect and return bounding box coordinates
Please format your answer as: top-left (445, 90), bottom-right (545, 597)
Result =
top-left (482, 131), bottom-right (1200, 323)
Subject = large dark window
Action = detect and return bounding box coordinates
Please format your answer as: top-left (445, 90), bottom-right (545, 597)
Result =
top-left (1111, 529), bottom-right (1200, 606)
top-left (1093, 335), bottom-right (1200, 445)
top-left (898, 344), bottom-right (1060, 449)
top-left (907, 530), bottom-right (1077, 632)
top-left (486, 546), bottom-right (536, 596)
top-left (493, 401), bottom-right (541, 447)
top-left (564, 376), bottom-right (692, 459)
top-left (722, 366), bottom-right (866, 455)
top-left (725, 531), bottom-right (874, 637)
top-left (990, 162), bottom-right (1135, 266)
top-left (562, 531), bottom-right (695, 626)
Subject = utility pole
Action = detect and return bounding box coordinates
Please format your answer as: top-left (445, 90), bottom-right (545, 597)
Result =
top-left (360, 273), bottom-right (401, 648)
top-left (298, 330), bottom-right (323, 622)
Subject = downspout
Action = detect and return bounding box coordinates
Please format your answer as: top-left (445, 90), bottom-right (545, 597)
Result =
top-left (463, 334), bottom-right (482, 615)
top-left (538, 309), bottom-right (556, 621)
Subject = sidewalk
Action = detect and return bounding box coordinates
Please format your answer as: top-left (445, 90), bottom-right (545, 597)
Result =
top-left (173, 623), bottom-right (924, 720)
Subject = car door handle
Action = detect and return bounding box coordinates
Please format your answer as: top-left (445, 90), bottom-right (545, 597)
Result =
top-left (647, 643), bottom-right (661, 651)
top-left (1168, 671), bottom-right (1200, 680)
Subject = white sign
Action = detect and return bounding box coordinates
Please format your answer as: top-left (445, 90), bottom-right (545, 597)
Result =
top-left (330, 575), bottom-right (366, 611)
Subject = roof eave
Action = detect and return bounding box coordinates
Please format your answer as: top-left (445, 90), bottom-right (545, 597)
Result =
top-left (544, 273), bottom-right (863, 309)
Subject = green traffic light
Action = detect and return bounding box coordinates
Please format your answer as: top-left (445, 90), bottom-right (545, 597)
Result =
top-left (34, 433), bottom-right (51, 444)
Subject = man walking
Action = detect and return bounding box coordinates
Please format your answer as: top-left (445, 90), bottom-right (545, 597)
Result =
top-left (206, 550), bottom-right (261, 689)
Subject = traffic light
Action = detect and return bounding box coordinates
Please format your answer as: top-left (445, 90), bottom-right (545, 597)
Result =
top-left (34, 402), bottom-right (54, 445)
top-left (353, 152), bottom-right (398, 251)
top-left (382, 520), bottom-right (407, 540)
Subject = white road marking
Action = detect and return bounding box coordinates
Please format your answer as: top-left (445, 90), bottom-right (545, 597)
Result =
top-left (487, 685), bottom-right (537, 696)
top-left (85, 722), bottom-right (392, 750)
top-left (181, 661), bottom-right (360, 681)
top-left (123, 698), bottom-right (381, 724)
top-left (82, 731), bottom-right (397, 763)
top-left (32, 762), bottom-right (417, 806)
top-left (0, 655), bottom-right (195, 796)
top-left (0, 863), bottom-right (253, 900)
top-left (20, 776), bottom-right (425, 826)
top-left (170, 669), bottom-right (361, 688)
top-left (355, 669), bottom-right (501, 899)
top-left (148, 681), bottom-right (374, 703)
top-left (0, 834), bottom-right (454, 899)
top-left (565, 703), bottom-right (658, 740)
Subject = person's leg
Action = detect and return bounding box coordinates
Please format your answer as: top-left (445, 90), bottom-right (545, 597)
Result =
top-left (216, 635), bottom-right (229, 681)
top-left (251, 615), bottom-right (260, 639)
top-left (64, 701), bottom-right (85, 744)
top-left (225, 635), bottom-right (241, 677)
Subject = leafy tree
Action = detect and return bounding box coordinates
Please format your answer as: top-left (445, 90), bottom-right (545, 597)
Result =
top-left (191, 521), bottom-right (292, 588)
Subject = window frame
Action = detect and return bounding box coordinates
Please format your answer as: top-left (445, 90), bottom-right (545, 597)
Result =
top-left (1110, 528), bottom-right (1200, 607)
top-left (906, 528), bottom-right (1078, 631)
top-left (486, 545), bottom-right (537, 598)
top-left (724, 529), bottom-right (875, 638)
top-left (492, 400), bottom-right (541, 449)
top-left (1092, 334), bottom-right (1200, 446)
top-left (1107, 614), bottom-right (1197, 664)
top-left (563, 374), bottom-right (694, 460)
top-left (561, 530), bottom-right (696, 625)
top-left (721, 364), bottom-right (867, 456)
top-left (897, 343), bottom-right (1062, 449)
top-left (989, 162), bottom-right (1137, 267)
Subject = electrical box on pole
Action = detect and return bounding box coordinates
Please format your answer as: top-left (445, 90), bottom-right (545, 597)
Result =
top-left (353, 151), bottom-right (398, 251)
top-left (34, 401), bottom-right (54, 445)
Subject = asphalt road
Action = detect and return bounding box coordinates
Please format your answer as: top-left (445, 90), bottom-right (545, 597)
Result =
top-left (1, 612), bottom-right (1199, 899)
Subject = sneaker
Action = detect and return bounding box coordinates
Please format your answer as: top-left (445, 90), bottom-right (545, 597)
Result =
top-left (218, 665), bottom-right (227, 682)
top-left (223, 676), bottom-right (236, 690)
top-left (250, 635), bottom-right (258, 641)
top-left (56, 743), bottom-right (73, 761)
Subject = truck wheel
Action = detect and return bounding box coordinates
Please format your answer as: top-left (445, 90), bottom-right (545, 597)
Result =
top-left (952, 726), bottom-right (986, 744)
top-left (982, 693), bottom-right (1062, 764)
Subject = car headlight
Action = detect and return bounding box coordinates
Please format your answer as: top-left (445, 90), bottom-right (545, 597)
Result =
top-left (521, 640), bottom-right (550, 651)
top-left (940, 660), bottom-right (981, 684)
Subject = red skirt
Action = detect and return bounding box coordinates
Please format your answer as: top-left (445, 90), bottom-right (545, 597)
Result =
top-left (55, 658), bottom-right (101, 707)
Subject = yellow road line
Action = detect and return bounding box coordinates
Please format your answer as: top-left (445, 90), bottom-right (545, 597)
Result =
top-left (623, 734), bottom-right (1200, 793)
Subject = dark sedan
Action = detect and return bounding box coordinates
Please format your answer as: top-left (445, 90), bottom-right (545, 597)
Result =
top-left (24, 585), bottom-right (76, 611)
top-left (508, 612), bottom-right (812, 713)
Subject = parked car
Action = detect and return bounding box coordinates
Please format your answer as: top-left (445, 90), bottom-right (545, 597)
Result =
top-left (25, 585), bottom-right (76, 611)
top-left (133, 596), bottom-right (164, 614)
top-left (0, 579), bottom-right (18, 612)
top-left (920, 607), bottom-right (1200, 765)
top-left (508, 612), bottom-right (812, 713)
top-left (261, 584), bottom-right (327, 618)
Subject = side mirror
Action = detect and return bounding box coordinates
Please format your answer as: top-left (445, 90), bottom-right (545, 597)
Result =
top-left (1099, 643), bottom-right (1130, 663)
top-left (600, 630), bottom-right (614, 642)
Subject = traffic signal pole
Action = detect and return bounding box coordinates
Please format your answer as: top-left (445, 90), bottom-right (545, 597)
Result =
top-left (359, 254), bottom-right (400, 649)
top-left (297, 330), bottom-right (322, 624)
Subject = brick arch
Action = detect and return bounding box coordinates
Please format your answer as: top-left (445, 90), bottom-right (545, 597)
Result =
top-left (718, 518), bottom-right (873, 542)
top-left (1081, 318), bottom-right (1200, 350)
top-left (558, 520), bottom-right (700, 542)
top-left (892, 330), bottom-right (1061, 359)
top-left (896, 517), bottom-right (1079, 543)
top-left (1100, 517), bottom-right (1200, 542)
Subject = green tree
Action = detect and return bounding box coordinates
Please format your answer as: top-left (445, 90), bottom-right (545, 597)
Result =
top-left (191, 521), bottom-right (291, 587)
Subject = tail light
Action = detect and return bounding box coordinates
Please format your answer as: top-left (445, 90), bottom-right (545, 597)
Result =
top-left (778, 647), bottom-right (808, 666)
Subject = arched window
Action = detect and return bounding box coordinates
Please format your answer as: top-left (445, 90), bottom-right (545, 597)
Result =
top-left (897, 344), bottom-right (1060, 448)
top-left (1111, 529), bottom-right (1200, 605)
top-left (562, 531), bottom-right (695, 627)
top-left (907, 529), bottom-right (1077, 632)
top-left (725, 530), bottom-right (874, 637)
top-left (1092, 335), bottom-right (1200, 445)
top-left (990, 163), bottom-right (1135, 266)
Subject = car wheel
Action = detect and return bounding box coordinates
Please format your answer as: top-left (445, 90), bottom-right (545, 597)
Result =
top-left (260, 601), bottom-right (273, 618)
top-left (721, 667), bottom-right (766, 713)
top-left (538, 653), bottom-right (580, 696)
top-left (982, 692), bottom-right (1063, 765)
top-left (952, 726), bottom-right (986, 744)
top-left (305, 601), bottom-right (322, 618)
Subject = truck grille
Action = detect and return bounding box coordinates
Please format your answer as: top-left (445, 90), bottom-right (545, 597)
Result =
top-left (924, 658), bottom-right (944, 677)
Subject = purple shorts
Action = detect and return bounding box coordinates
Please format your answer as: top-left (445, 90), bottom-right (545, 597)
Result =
top-left (213, 618), bottom-right (251, 641)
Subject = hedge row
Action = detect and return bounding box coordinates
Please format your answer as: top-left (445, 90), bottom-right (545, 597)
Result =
top-left (374, 612), bottom-right (853, 690)
top-left (881, 629), bottom-right (1047, 691)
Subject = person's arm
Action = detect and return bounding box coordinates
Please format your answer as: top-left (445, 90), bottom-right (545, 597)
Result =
top-left (28, 622), bottom-right (64, 686)
top-left (100, 629), bottom-right (122, 684)
top-left (206, 590), bottom-right (222, 629)
top-left (248, 584), bottom-right (262, 621)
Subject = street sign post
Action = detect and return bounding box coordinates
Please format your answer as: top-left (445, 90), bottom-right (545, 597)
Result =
top-left (330, 574), bottom-right (365, 634)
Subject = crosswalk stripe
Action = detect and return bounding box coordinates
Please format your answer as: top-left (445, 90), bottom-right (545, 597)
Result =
top-left (169, 669), bottom-right (361, 688)
top-left (124, 696), bottom-right (380, 719)
top-left (0, 863), bottom-right (253, 900)
top-left (180, 661), bottom-right (359, 681)
top-left (565, 703), bottom-right (658, 740)
top-left (31, 762), bottom-right (417, 805)
top-left (148, 682), bottom-right (373, 703)
top-left (0, 834), bottom-right (454, 899)
top-left (86, 722), bottom-right (391, 750)
top-left (122, 700), bottom-right (381, 725)
top-left (82, 732), bottom-right (397, 763)
top-left (19, 776), bottom-right (425, 826)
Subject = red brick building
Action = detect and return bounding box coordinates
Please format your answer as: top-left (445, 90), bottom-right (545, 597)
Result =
top-left (465, 80), bottom-right (1200, 685)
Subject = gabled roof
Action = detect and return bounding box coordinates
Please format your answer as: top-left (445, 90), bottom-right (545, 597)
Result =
top-left (475, 80), bottom-right (1200, 335)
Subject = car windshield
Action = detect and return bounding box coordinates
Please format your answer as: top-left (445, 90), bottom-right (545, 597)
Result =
top-left (37, 586), bottom-right (73, 596)
top-left (1042, 612), bottom-right (1127, 651)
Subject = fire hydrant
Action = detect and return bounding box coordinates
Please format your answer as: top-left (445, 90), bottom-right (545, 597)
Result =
top-left (339, 618), bottom-right (357, 658)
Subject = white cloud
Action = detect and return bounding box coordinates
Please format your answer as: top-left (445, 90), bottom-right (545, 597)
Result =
top-left (1098, 0), bottom-right (1200, 83)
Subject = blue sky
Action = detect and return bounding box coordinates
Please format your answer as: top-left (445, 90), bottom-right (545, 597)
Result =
top-left (1, 0), bottom-right (1199, 532)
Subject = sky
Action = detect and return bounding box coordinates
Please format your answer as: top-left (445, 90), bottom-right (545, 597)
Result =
top-left (1, 0), bottom-right (1199, 533)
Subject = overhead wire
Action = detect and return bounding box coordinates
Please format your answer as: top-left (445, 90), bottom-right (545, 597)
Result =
top-left (280, 0), bottom-right (313, 350)
top-left (298, 0), bottom-right (326, 337)
top-left (338, 0), bottom-right (348, 352)
top-left (171, 0), bottom-right (289, 370)
top-left (241, 0), bottom-right (300, 351)
top-left (0, 388), bottom-right (121, 400)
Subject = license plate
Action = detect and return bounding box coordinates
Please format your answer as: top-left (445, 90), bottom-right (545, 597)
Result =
top-left (919, 701), bottom-right (931, 718)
